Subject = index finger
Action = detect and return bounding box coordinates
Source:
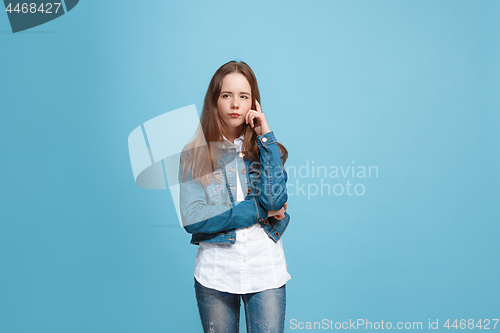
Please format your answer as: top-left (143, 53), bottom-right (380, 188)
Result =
top-left (255, 99), bottom-right (262, 113)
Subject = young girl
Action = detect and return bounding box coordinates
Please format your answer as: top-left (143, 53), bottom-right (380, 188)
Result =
top-left (179, 60), bottom-right (290, 333)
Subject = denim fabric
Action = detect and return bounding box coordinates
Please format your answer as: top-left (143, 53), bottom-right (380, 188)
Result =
top-left (194, 278), bottom-right (286, 333)
top-left (179, 131), bottom-right (290, 245)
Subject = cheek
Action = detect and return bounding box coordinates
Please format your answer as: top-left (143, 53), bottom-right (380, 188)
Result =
top-left (242, 99), bottom-right (252, 111)
top-left (217, 99), bottom-right (226, 113)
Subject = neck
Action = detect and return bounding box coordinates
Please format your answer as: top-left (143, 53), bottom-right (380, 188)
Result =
top-left (224, 125), bottom-right (243, 143)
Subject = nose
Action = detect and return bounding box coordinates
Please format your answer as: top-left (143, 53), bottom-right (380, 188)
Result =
top-left (231, 97), bottom-right (239, 109)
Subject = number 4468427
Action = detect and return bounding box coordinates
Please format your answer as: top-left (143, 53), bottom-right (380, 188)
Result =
top-left (443, 319), bottom-right (499, 330)
top-left (5, 3), bottom-right (62, 14)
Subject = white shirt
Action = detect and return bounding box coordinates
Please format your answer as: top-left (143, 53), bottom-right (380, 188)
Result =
top-left (193, 133), bottom-right (291, 294)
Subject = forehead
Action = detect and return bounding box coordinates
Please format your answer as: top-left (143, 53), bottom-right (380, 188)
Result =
top-left (220, 73), bottom-right (251, 91)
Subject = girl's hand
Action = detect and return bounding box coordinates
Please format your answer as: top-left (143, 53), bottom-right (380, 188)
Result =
top-left (245, 100), bottom-right (271, 136)
top-left (267, 202), bottom-right (287, 220)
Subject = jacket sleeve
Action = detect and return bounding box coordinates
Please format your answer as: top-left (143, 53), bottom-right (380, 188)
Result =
top-left (179, 149), bottom-right (268, 235)
top-left (255, 131), bottom-right (288, 211)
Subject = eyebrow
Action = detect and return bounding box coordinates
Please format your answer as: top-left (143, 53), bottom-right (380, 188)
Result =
top-left (220, 91), bottom-right (250, 95)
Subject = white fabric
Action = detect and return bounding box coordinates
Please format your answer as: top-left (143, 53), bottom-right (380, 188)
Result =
top-left (193, 133), bottom-right (291, 294)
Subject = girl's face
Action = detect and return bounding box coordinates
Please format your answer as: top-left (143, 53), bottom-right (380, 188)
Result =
top-left (217, 73), bottom-right (252, 131)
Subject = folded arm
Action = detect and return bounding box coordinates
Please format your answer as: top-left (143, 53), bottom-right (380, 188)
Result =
top-left (255, 131), bottom-right (288, 211)
top-left (179, 150), bottom-right (268, 235)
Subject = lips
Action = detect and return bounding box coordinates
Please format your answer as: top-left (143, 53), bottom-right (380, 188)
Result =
top-left (229, 113), bottom-right (240, 117)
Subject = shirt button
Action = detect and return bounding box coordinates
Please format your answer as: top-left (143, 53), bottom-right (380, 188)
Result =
top-left (262, 137), bottom-right (268, 143)
top-left (241, 168), bottom-right (246, 174)
top-left (274, 231), bottom-right (279, 237)
top-left (247, 188), bottom-right (251, 194)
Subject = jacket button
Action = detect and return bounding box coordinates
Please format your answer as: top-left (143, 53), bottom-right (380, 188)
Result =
top-left (262, 137), bottom-right (268, 143)
top-left (274, 231), bottom-right (279, 237)
top-left (241, 168), bottom-right (246, 174)
top-left (247, 188), bottom-right (251, 194)
top-left (264, 219), bottom-right (269, 225)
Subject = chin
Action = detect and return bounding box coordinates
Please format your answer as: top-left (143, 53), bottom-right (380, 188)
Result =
top-left (227, 120), bottom-right (245, 128)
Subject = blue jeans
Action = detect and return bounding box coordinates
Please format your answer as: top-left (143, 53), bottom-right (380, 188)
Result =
top-left (194, 278), bottom-right (286, 333)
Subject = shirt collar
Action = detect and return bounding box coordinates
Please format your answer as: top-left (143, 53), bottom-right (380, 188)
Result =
top-left (222, 133), bottom-right (245, 149)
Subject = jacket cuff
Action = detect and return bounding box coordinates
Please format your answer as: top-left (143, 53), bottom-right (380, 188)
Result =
top-left (257, 131), bottom-right (277, 148)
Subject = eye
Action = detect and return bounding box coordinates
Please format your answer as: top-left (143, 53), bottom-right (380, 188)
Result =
top-left (241, 95), bottom-right (249, 99)
top-left (222, 94), bottom-right (230, 98)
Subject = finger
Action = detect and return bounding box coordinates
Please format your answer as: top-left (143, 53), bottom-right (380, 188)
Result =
top-left (247, 110), bottom-right (256, 126)
top-left (245, 110), bottom-right (253, 125)
top-left (251, 112), bottom-right (261, 126)
top-left (250, 112), bottom-right (255, 128)
top-left (255, 100), bottom-right (262, 113)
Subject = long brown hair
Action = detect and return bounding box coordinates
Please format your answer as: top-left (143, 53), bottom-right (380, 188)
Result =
top-left (181, 60), bottom-right (288, 184)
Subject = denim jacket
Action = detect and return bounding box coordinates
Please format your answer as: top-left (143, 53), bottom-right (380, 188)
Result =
top-left (178, 131), bottom-right (289, 245)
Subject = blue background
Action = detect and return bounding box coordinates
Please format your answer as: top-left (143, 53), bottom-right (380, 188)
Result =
top-left (1, 0), bottom-right (499, 332)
